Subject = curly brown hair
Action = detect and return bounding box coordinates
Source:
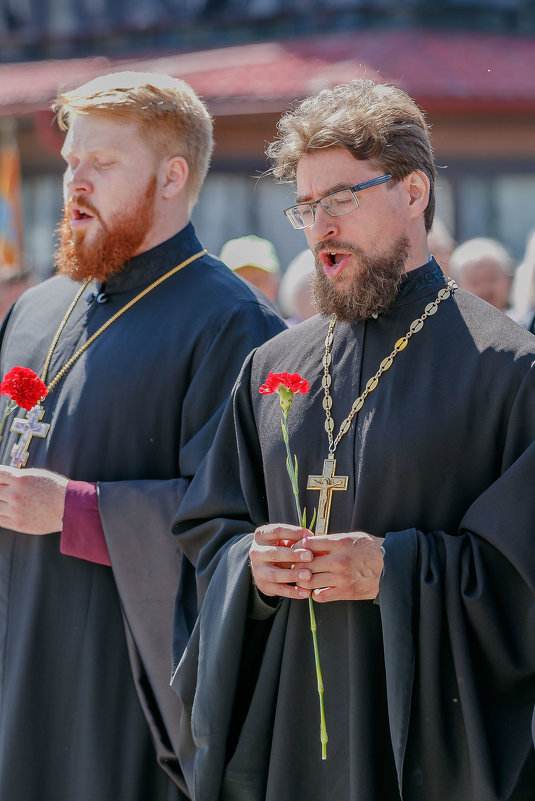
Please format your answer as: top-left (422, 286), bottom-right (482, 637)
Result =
top-left (266, 79), bottom-right (436, 232)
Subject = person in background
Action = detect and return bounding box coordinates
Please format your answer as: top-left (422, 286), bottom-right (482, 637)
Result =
top-left (219, 234), bottom-right (281, 304)
top-left (0, 71), bottom-right (284, 801)
top-left (449, 236), bottom-right (513, 310)
top-left (510, 227), bottom-right (535, 332)
top-left (278, 247), bottom-right (316, 325)
top-left (427, 216), bottom-right (456, 275)
top-left (0, 270), bottom-right (35, 321)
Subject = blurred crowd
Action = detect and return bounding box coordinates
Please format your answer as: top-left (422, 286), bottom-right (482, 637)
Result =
top-left (2, 217), bottom-right (534, 331)
top-left (214, 222), bottom-right (535, 333)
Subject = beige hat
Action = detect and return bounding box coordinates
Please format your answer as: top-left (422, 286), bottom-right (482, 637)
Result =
top-left (219, 235), bottom-right (280, 275)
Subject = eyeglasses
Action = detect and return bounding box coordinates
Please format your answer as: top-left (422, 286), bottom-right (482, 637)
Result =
top-left (283, 174), bottom-right (392, 230)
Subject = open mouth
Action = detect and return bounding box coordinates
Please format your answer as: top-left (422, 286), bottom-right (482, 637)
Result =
top-left (320, 250), bottom-right (351, 276)
top-left (325, 252), bottom-right (344, 266)
top-left (69, 204), bottom-right (97, 227)
top-left (73, 208), bottom-right (94, 221)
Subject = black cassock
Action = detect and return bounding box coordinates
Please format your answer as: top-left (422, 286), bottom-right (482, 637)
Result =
top-left (173, 260), bottom-right (535, 801)
top-left (0, 224), bottom-right (285, 801)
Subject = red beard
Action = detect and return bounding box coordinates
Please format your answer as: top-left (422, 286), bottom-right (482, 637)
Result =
top-left (55, 176), bottom-right (157, 283)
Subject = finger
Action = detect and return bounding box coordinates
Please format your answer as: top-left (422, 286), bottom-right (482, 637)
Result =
top-left (300, 536), bottom-right (331, 554)
top-left (0, 513), bottom-right (15, 528)
top-left (251, 543), bottom-right (313, 566)
top-left (307, 559), bottom-right (331, 575)
top-left (309, 586), bottom-right (339, 602)
top-left (276, 544), bottom-right (314, 563)
top-left (0, 468), bottom-right (15, 486)
top-left (252, 554), bottom-right (312, 585)
top-left (252, 557), bottom-right (313, 584)
top-left (255, 580), bottom-right (311, 600)
top-left (255, 523), bottom-right (309, 546)
top-left (311, 584), bottom-right (378, 602)
top-left (280, 583), bottom-right (311, 600)
top-left (296, 572), bottom-right (335, 591)
top-left (302, 533), bottom-right (373, 552)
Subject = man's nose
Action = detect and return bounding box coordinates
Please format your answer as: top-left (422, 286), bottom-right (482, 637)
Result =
top-left (65, 165), bottom-right (92, 194)
top-left (308, 204), bottom-right (340, 242)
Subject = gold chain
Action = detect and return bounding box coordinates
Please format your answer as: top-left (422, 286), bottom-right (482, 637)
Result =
top-left (40, 249), bottom-right (207, 394)
top-left (322, 277), bottom-right (457, 458)
top-left (40, 281), bottom-right (90, 386)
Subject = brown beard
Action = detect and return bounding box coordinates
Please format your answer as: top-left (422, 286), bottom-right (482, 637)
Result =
top-left (312, 235), bottom-right (410, 322)
top-left (55, 176), bottom-right (157, 283)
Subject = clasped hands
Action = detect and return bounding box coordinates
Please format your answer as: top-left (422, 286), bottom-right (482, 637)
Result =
top-left (0, 466), bottom-right (68, 534)
top-left (250, 522), bottom-right (385, 602)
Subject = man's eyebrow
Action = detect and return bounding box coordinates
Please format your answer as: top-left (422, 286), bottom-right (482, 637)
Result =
top-left (60, 146), bottom-right (121, 160)
top-left (295, 182), bottom-right (354, 204)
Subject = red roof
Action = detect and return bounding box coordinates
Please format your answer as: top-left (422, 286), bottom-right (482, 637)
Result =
top-left (1, 29), bottom-right (534, 116)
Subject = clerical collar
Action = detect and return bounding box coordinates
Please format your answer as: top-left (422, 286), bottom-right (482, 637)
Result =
top-left (364, 258), bottom-right (445, 320)
top-left (394, 257), bottom-right (445, 305)
top-left (94, 222), bottom-right (203, 297)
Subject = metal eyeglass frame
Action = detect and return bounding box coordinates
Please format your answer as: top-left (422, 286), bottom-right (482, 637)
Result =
top-left (284, 173), bottom-right (393, 229)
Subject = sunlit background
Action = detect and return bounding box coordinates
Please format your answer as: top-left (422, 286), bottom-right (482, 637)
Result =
top-left (0, 0), bottom-right (534, 287)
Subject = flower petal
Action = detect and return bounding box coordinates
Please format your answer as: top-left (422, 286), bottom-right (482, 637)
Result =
top-left (0, 366), bottom-right (48, 411)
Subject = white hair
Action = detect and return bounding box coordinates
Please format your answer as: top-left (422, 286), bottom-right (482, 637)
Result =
top-left (449, 237), bottom-right (513, 282)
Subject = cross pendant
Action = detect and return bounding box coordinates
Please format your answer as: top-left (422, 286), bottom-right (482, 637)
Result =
top-left (307, 457), bottom-right (349, 535)
top-left (9, 404), bottom-right (50, 468)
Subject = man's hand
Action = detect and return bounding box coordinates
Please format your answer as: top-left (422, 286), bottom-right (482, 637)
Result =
top-left (249, 523), bottom-right (314, 599)
top-left (296, 531), bottom-right (385, 602)
top-left (0, 466), bottom-right (69, 534)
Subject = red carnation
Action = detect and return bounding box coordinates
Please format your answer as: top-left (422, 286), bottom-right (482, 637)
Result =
top-left (259, 367), bottom-right (327, 757)
top-left (259, 371), bottom-right (310, 396)
top-left (0, 366), bottom-right (48, 411)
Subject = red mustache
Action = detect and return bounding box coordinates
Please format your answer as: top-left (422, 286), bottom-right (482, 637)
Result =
top-left (66, 196), bottom-right (103, 223)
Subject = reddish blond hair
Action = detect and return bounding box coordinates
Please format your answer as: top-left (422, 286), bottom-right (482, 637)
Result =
top-left (53, 71), bottom-right (213, 209)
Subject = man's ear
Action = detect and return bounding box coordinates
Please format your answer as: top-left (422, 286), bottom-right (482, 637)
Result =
top-left (161, 155), bottom-right (189, 199)
top-left (405, 170), bottom-right (430, 220)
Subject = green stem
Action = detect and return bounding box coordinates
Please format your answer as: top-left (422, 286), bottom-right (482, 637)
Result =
top-left (0, 399), bottom-right (17, 441)
top-left (308, 596), bottom-right (328, 760)
top-left (281, 410), bottom-right (328, 759)
top-left (281, 412), bottom-right (302, 524)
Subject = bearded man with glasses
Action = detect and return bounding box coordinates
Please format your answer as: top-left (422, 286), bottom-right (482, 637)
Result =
top-left (172, 79), bottom-right (535, 801)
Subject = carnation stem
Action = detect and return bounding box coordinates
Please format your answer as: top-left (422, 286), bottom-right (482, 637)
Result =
top-left (0, 400), bottom-right (17, 441)
top-left (308, 596), bottom-right (328, 760)
top-left (281, 408), bottom-right (328, 760)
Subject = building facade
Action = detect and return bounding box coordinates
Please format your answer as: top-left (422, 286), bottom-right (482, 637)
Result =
top-left (1, 0), bottom-right (534, 281)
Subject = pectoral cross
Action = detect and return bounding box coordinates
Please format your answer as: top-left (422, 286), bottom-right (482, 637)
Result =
top-left (307, 458), bottom-right (348, 535)
top-left (9, 405), bottom-right (50, 468)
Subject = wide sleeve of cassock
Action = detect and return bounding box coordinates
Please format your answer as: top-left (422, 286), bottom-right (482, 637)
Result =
top-left (171, 353), bottom-right (282, 800)
top-left (172, 350), bottom-right (271, 606)
top-left (96, 302), bottom-right (285, 789)
top-left (379, 363), bottom-right (535, 801)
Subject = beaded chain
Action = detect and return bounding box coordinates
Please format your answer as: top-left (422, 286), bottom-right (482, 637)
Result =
top-left (321, 277), bottom-right (457, 458)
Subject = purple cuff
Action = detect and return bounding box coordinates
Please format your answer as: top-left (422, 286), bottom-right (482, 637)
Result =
top-left (60, 481), bottom-right (111, 567)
